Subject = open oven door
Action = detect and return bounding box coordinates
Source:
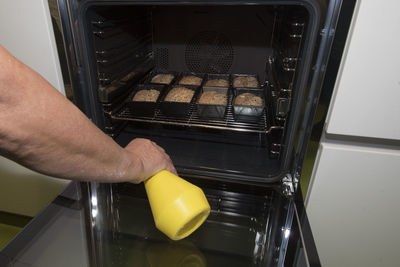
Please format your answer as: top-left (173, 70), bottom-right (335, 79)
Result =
top-left (284, 186), bottom-right (321, 267)
top-left (0, 181), bottom-right (320, 267)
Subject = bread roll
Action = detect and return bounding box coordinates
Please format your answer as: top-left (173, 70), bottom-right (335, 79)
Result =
top-left (198, 91), bottom-right (227, 105)
top-left (164, 87), bottom-right (194, 103)
top-left (179, 75), bottom-right (203, 86)
top-left (233, 76), bottom-right (259, 88)
top-left (132, 89), bottom-right (160, 102)
top-left (234, 93), bottom-right (263, 107)
top-left (151, 74), bottom-right (174, 84)
top-left (204, 79), bottom-right (229, 87)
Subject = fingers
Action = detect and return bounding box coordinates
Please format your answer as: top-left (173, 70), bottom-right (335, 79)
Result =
top-left (150, 143), bottom-right (177, 176)
top-left (163, 154), bottom-right (177, 175)
top-left (166, 163), bottom-right (177, 175)
top-left (151, 141), bottom-right (166, 154)
top-left (159, 149), bottom-right (177, 175)
top-left (125, 138), bottom-right (177, 181)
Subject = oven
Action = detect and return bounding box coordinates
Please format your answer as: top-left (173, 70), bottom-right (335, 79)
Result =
top-left (2, 0), bottom-right (357, 266)
top-left (57, 0), bottom-right (356, 266)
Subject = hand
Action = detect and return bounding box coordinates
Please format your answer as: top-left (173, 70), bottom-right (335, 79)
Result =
top-left (124, 138), bottom-right (176, 183)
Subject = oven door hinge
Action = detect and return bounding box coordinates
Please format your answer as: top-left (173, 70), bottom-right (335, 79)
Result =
top-left (282, 173), bottom-right (299, 197)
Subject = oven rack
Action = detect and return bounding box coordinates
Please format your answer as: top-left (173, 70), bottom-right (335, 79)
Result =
top-left (111, 92), bottom-right (273, 133)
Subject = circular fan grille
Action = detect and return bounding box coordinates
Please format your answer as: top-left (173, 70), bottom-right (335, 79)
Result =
top-left (185, 31), bottom-right (234, 74)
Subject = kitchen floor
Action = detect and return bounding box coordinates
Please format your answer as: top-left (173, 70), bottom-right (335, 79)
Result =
top-left (0, 211), bottom-right (31, 250)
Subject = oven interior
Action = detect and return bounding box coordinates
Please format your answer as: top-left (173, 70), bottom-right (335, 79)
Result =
top-left (81, 3), bottom-right (312, 183)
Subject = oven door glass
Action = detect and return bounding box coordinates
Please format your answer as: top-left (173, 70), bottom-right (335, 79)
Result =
top-left (0, 182), bottom-right (319, 267)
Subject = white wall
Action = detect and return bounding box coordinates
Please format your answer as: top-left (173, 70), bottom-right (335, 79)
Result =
top-left (0, 0), bottom-right (69, 217)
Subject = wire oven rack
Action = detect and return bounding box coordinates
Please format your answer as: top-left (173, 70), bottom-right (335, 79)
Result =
top-left (110, 92), bottom-right (271, 133)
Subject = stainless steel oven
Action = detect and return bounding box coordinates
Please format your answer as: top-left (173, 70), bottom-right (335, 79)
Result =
top-left (1, 0), bottom-right (356, 266)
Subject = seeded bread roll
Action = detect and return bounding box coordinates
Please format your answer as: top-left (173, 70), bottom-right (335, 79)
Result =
top-left (151, 74), bottom-right (174, 84)
top-left (179, 75), bottom-right (203, 86)
top-left (132, 89), bottom-right (160, 102)
top-left (204, 79), bottom-right (229, 87)
top-left (198, 91), bottom-right (227, 105)
top-left (234, 93), bottom-right (263, 107)
top-left (164, 87), bottom-right (194, 103)
top-left (233, 76), bottom-right (259, 88)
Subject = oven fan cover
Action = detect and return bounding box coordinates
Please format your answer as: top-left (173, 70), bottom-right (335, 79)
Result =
top-left (185, 31), bottom-right (234, 74)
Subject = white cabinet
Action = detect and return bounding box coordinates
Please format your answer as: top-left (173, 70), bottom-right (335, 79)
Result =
top-left (306, 142), bottom-right (400, 267)
top-left (0, 0), bottom-right (68, 216)
top-left (326, 0), bottom-right (400, 141)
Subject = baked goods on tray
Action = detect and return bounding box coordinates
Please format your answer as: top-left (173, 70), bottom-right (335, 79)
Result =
top-left (151, 74), bottom-right (174, 84)
top-left (132, 89), bottom-right (160, 102)
top-left (164, 87), bottom-right (194, 103)
top-left (179, 75), bottom-right (203, 86)
top-left (198, 91), bottom-right (227, 105)
top-left (204, 79), bottom-right (229, 87)
top-left (234, 93), bottom-right (263, 106)
top-left (233, 76), bottom-right (259, 88)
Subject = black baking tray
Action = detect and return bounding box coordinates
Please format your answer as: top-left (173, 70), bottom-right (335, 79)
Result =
top-left (147, 71), bottom-right (177, 85)
top-left (160, 85), bottom-right (198, 117)
top-left (176, 72), bottom-right (205, 86)
top-left (203, 74), bottom-right (230, 87)
top-left (197, 87), bottom-right (228, 119)
top-left (127, 84), bottom-right (165, 117)
top-left (232, 74), bottom-right (260, 88)
top-left (233, 88), bottom-right (265, 121)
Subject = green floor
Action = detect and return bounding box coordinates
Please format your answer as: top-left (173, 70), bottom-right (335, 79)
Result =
top-left (0, 211), bottom-right (32, 250)
top-left (0, 223), bottom-right (22, 249)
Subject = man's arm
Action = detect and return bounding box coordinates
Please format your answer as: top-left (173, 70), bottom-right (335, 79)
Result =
top-left (0, 45), bottom-right (175, 183)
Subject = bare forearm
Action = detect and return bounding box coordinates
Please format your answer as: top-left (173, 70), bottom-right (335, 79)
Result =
top-left (0, 46), bottom-right (141, 182)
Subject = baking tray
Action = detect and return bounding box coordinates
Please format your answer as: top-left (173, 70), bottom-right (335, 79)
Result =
top-left (232, 74), bottom-right (260, 88)
top-left (147, 71), bottom-right (177, 85)
top-left (127, 84), bottom-right (165, 117)
top-left (176, 72), bottom-right (205, 86)
top-left (203, 74), bottom-right (230, 87)
top-left (196, 87), bottom-right (228, 119)
top-left (233, 88), bottom-right (265, 121)
top-left (160, 85), bottom-right (198, 117)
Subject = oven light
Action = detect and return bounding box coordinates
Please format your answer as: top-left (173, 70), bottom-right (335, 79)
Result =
top-left (284, 229), bottom-right (291, 239)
